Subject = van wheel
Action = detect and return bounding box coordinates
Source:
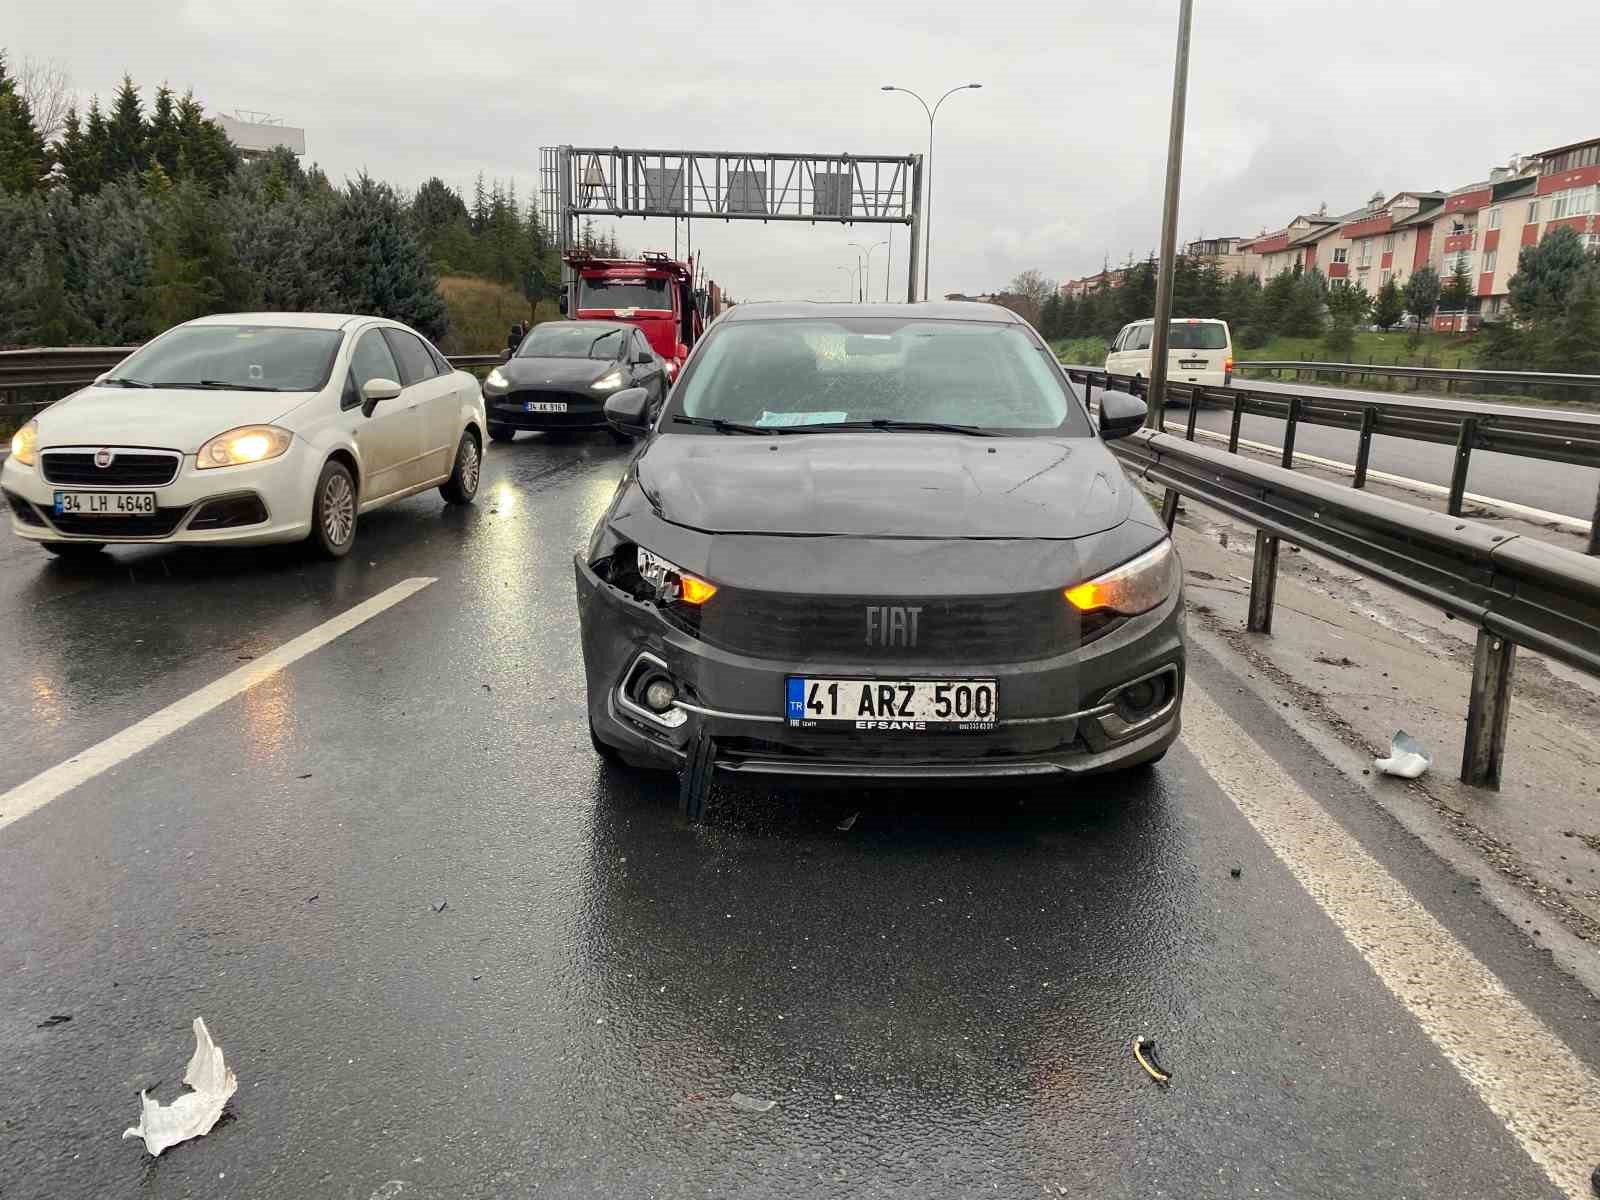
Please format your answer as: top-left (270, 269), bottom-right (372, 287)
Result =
top-left (440, 430), bottom-right (481, 505)
top-left (309, 460), bottom-right (358, 559)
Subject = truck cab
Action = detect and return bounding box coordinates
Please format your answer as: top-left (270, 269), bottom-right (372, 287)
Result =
top-left (567, 252), bottom-right (704, 378)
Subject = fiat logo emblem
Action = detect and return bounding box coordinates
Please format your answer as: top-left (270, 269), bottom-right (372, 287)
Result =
top-left (94, 448), bottom-right (115, 469)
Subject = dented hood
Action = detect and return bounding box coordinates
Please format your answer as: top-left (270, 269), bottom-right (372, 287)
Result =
top-left (637, 432), bottom-right (1133, 539)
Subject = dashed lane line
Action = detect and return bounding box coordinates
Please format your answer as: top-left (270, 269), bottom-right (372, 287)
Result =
top-left (0, 576), bottom-right (437, 836)
top-left (1185, 680), bottom-right (1600, 1198)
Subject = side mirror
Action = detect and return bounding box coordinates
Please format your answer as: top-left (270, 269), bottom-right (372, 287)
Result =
top-left (604, 387), bottom-right (652, 437)
top-left (361, 376), bottom-right (402, 418)
top-left (1097, 388), bottom-right (1148, 441)
top-left (632, 351), bottom-right (654, 365)
top-left (558, 294), bottom-right (569, 316)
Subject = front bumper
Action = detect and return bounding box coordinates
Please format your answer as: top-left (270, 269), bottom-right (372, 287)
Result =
top-left (2, 448), bottom-right (318, 546)
top-left (575, 555), bottom-right (1185, 782)
top-left (486, 391), bottom-right (611, 431)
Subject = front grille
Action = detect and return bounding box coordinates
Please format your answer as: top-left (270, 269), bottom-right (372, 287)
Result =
top-left (720, 726), bottom-right (1087, 763)
top-left (4, 489), bottom-right (45, 527)
top-left (41, 450), bottom-right (181, 486)
top-left (696, 587), bottom-right (1117, 665)
top-left (47, 508), bottom-right (187, 538)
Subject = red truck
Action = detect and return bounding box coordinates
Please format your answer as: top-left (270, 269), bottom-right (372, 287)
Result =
top-left (564, 251), bottom-right (714, 379)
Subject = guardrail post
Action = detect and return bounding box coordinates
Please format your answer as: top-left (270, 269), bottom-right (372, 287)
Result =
top-left (1353, 407), bottom-right (1377, 489)
top-left (1160, 489), bottom-right (1180, 530)
top-left (1589, 481), bottom-right (1600, 556)
top-left (1247, 532), bottom-right (1279, 633)
top-left (1447, 417), bottom-right (1476, 517)
top-left (1462, 630), bottom-right (1516, 788)
top-left (1185, 387), bottom-right (1201, 441)
top-left (1228, 395), bottom-right (1243, 453)
top-left (1281, 396), bottom-right (1300, 468)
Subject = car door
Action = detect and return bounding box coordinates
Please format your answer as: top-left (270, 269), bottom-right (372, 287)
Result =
top-left (628, 329), bottom-right (666, 409)
top-left (345, 328), bottom-right (423, 501)
top-left (1106, 325), bottom-right (1129, 374)
top-left (382, 328), bottom-right (456, 483)
top-left (1128, 322), bottom-right (1154, 376)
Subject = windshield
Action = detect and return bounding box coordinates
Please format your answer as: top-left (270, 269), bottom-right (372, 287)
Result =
top-left (667, 318), bottom-right (1092, 436)
top-left (107, 325), bottom-right (343, 392)
top-left (579, 276), bottom-right (673, 312)
top-left (517, 323), bottom-right (624, 360)
top-left (1167, 322), bottom-right (1229, 350)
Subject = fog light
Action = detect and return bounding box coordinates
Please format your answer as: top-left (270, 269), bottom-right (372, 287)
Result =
top-left (1121, 680), bottom-right (1157, 712)
top-left (643, 677), bottom-right (678, 712)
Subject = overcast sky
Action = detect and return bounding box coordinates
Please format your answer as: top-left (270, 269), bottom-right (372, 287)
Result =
top-left (12, 0), bottom-right (1600, 302)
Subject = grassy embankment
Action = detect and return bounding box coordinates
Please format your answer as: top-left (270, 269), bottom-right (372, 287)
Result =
top-left (436, 275), bottom-right (562, 356)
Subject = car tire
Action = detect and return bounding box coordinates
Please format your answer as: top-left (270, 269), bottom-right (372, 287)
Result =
top-left (679, 730), bottom-right (715, 823)
top-left (488, 424), bottom-right (515, 444)
top-left (42, 542), bottom-right (106, 558)
top-left (440, 430), bottom-right (481, 506)
top-left (309, 459), bottom-right (358, 559)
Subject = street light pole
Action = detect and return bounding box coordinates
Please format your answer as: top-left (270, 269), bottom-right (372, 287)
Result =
top-left (882, 82), bottom-right (982, 302)
top-left (835, 265), bottom-right (858, 302)
top-left (1146, 0), bottom-right (1195, 426)
top-left (849, 240), bottom-right (887, 304)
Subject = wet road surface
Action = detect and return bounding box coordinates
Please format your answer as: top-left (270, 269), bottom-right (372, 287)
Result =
top-left (3, 433), bottom-right (1599, 1198)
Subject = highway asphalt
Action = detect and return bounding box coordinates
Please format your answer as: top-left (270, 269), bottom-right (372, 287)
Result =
top-left (3, 433), bottom-right (1599, 1198)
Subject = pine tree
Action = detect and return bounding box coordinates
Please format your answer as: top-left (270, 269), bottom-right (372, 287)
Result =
top-left (331, 174), bottom-right (448, 340)
top-left (1403, 266), bottom-right (1441, 331)
top-left (103, 75), bottom-right (146, 180)
top-left (471, 173), bottom-right (488, 234)
top-left (173, 91), bottom-right (237, 189)
top-left (81, 97), bottom-right (109, 194)
top-left (1372, 276), bottom-right (1404, 331)
top-left (0, 51), bottom-right (49, 194)
top-left (146, 85), bottom-right (182, 176)
top-left (1439, 260), bottom-right (1472, 313)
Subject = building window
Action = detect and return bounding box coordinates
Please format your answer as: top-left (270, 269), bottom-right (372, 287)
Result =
top-left (1380, 270), bottom-right (1392, 287)
top-left (1528, 199), bottom-right (1540, 223)
top-left (1486, 209), bottom-right (1501, 230)
top-left (1482, 249), bottom-right (1497, 274)
top-left (1332, 247), bottom-right (1348, 263)
top-left (1382, 234), bottom-right (1395, 252)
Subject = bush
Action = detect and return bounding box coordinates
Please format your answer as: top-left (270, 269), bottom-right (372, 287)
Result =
top-left (1236, 324), bottom-right (1268, 350)
top-left (1053, 335), bottom-right (1109, 366)
top-left (1323, 316), bottom-right (1357, 361)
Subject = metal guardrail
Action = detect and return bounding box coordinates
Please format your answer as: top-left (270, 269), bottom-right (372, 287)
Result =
top-left (0, 347), bottom-right (510, 428)
top-left (1234, 359), bottom-right (1600, 392)
top-left (1113, 428), bottom-right (1600, 788)
top-left (1062, 367), bottom-right (1600, 554)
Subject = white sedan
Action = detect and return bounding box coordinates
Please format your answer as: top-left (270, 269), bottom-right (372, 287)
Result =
top-left (3, 313), bottom-right (487, 558)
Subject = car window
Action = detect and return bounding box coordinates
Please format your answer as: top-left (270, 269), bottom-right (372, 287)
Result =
top-left (106, 325), bottom-right (344, 392)
top-left (1132, 325), bottom-right (1154, 351)
top-left (668, 318), bottom-right (1092, 436)
top-left (382, 328), bottom-right (440, 386)
top-left (1113, 326), bottom-right (1132, 352)
top-left (343, 329), bottom-right (402, 409)
top-left (1167, 322), bottom-right (1229, 350)
top-left (517, 323), bottom-right (627, 359)
top-left (633, 331), bottom-right (653, 362)
top-left (425, 341), bottom-right (452, 374)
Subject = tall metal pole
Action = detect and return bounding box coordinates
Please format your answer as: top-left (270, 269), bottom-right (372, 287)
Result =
top-left (884, 228), bottom-right (893, 302)
top-left (884, 85), bottom-right (980, 301)
top-left (1145, 0), bottom-right (1194, 425)
top-left (849, 240), bottom-right (887, 304)
top-left (906, 155), bottom-right (924, 302)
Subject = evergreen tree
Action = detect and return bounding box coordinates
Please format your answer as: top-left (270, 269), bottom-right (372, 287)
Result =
top-left (145, 174), bottom-right (247, 328)
top-left (103, 75), bottom-right (146, 180)
top-left (1403, 266), bottom-right (1441, 331)
top-left (173, 91), bottom-right (237, 189)
top-left (0, 50), bottom-right (49, 194)
top-left (81, 98), bottom-right (109, 194)
top-left (146, 85), bottom-right (182, 177)
top-left (1371, 276), bottom-right (1404, 331)
top-left (331, 174), bottom-right (448, 340)
top-left (1439, 260), bottom-right (1472, 313)
top-left (1507, 225), bottom-right (1588, 318)
top-left (1118, 256), bottom-right (1157, 327)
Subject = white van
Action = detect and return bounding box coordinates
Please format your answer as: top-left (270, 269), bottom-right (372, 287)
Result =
top-left (1105, 318), bottom-right (1233, 389)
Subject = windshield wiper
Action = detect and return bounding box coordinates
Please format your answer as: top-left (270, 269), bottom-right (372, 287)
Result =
top-left (154, 380), bottom-right (289, 392)
top-left (670, 414), bottom-right (792, 435)
top-left (588, 330), bottom-right (622, 356)
top-left (790, 418), bottom-right (1000, 437)
top-left (101, 377), bottom-right (153, 388)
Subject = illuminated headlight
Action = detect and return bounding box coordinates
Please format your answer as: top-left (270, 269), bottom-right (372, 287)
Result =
top-left (10, 419), bottom-right (38, 466)
top-left (635, 546), bottom-right (717, 605)
top-left (484, 368), bottom-right (510, 393)
top-left (1064, 540), bottom-right (1177, 616)
top-left (591, 370), bottom-right (624, 392)
top-left (196, 425), bottom-right (293, 470)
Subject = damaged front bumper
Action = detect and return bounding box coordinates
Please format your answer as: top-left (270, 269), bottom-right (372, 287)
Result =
top-left (574, 555), bottom-right (1185, 783)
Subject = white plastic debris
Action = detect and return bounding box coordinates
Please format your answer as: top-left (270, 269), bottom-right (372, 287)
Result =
top-left (729, 1092), bottom-right (777, 1113)
top-left (122, 1017), bottom-right (238, 1156)
top-left (1374, 730), bottom-right (1432, 779)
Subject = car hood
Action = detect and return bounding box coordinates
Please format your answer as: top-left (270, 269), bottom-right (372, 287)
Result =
top-left (34, 386), bottom-right (307, 453)
top-left (502, 357), bottom-right (616, 388)
top-left (636, 432), bottom-right (1134, 539)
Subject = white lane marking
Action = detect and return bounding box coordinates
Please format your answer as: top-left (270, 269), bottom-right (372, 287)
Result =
top-left (1184, 681), bottom-right (1600, 1198)
top-left (0, 577), bottom-right (436, 835)
top-left (1169, 420), bottom-right (1589, 531)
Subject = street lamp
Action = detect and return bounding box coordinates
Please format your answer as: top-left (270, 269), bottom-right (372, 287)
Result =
top-left (881, 82), bottom-right (982, 301)
top-left (848, 240), bottom-right (887, 303)
top-left (835, 265), bottom-right (859, 302)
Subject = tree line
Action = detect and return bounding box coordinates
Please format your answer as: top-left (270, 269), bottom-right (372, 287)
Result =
top-left (0, 53), bottom-right (570, 351)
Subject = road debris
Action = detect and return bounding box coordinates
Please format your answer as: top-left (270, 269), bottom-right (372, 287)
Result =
top-left (122, 1017), bottom-right (237, 1156)
top-left (729, 1092), bottom-right (777, 1114)
top-left (835, 812), bottom-right (859, 832)
top-left (1374, 730), bottom-right (1431, 779)
top-left (430, 899), bottom-right (448, 913)
top-left (36, 1014), bottom-right (71, 1028)
top-left (1132, 1036), bottom-right (1171, 1087)
top-left (1229, 867), bottom-right (1243, 879)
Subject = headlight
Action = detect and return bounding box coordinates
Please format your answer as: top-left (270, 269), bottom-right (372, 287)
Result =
top-left (634, 546), bottom-right (717, 605)
top-left (10, 419), bottom-right (38, 466)
top-left (484, 367), bottom-right (509, 393)
top-left (591, 370), bottom-right (624, 392)
top-left (196, 425), bottom-right (293, 470)
top-left (1064, 539), bottom-right (1177, 616)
